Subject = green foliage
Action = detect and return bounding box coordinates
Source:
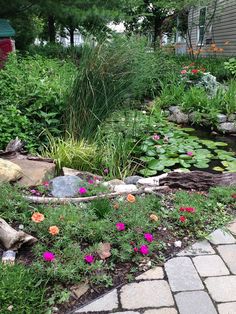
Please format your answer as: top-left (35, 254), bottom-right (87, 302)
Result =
top-left (0, 53), bottom-right (76, 151)
top-left (0, 264), bottom-right (47, 314)
top-left (224, 58), bottom-right (236, 76)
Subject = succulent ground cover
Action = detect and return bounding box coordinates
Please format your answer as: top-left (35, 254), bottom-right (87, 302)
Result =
top-left (0, 183), bottom-right (235, 313)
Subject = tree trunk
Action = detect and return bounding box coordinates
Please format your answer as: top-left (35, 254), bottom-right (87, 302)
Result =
top-left (48, 15), bottom-right (56, 43)
top-left (69, 27), bottom-right (75, 46)
top-left (159, 171), bottom-right (236, 191)
top-left (0, 218), bottom-right (37, 251)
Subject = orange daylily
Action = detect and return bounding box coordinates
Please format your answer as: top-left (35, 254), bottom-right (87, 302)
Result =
top-left (127, 194), bottom-right (136, 203)
top-left (150, 214), bottom-right (159, 222)
top-left (49, 226), bottom-right (59, 236)
top-left (31, 212), bottom-right (45, 223)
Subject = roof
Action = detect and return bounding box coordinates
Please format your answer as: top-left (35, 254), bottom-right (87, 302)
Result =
top-left (0, 19), bottom-right (15, 38)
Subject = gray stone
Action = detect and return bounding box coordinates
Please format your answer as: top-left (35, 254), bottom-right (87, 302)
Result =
top-left (137, 174), bottom-right (168, 186)
top-left (103, 179), bottom-right (125, 187)
top-left (192, 255), bottom-right (229, 277)
top-left (217, 244), bottom-right (236, 274)
top-left (227, 220), bottom-right (236, 236)
top-left (120, 280), bottom-right (174, 309)
top-left (228, 114), bottom-right (236, 122)
top-left (169, 106), bottom-right (180, 113)
top-left (62, 167), bottom-right (102, 181)
top-left (75, 289), bottom-right (118, 312)
top-left (218, 122), bottom-right (236, 134)
top-left (218, 302), bottom-right (236, 314)
top-left (165, 257), bottom-right (204, 291)
top-left (175, 291), bottom-right (217, 314)
top-left (217, 114), bottom-right (227, 123)
top-left (50, 175), bottom-right (83, 198)
top-left (205, 276), bottom-right (236, 302)
top-left (114, 184), bottom-right (138, 193)
top-left (208, 229), bottom-right (236, 245)
top-left (144, 309), bottom-right (177, 314)
top-left (177, 240), bottom-right (215, 256)
top-left (124, 176), bottom-right (143, 185)
top-left (135, 267), bottom-right (164, 280)
top-left (168, 107), bottom-right (189, 124)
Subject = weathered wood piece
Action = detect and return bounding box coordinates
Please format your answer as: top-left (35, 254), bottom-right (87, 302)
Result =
top-left (0, 218), bottom-right (37, 250)
top-left (159, 171), bottom-right (236, 190)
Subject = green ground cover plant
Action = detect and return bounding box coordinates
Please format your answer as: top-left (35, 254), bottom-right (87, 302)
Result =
top-left (0, 183), bottom-right (235, 312)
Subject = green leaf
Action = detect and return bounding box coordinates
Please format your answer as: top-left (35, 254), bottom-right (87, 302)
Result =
top-left (139, 169), bottom-right (157, 177)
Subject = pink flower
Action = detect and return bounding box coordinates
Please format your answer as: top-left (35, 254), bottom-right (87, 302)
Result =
top-left (133, 247), bottom-right (138, 252)
top-left (36, 192), bottom-right (41, 196)
top-left (116, 222), bottom-right (125, 231)
top-left (104, 168), bottom-right (109, 174)
top-left (30, 189), bottom-right (37, 194)
top-left (79, 187), bottom-right (87, 195)
top-left (187, 151), bottom-right (194, 157)
top-left (88, 179), bottom-right (94, 184)
top-left (144, 233), bottom-right (153, 243)
top-left (181, 69), bottom-right (187, 74)
top-left (43, 181), bottom-right (49, 187)
top-left (180, 216), bottom-right (186, 223)
top-left (152, 134), bottom-right (160, 141)
top-left (191, 69), bottom-right (199, 74)
top-left (140, 245), bottom-right (149, 255)
top-left (180, 207), bottom-right (185, 212)
top-left (84, 255), bottom-right (94, 264)
top-left (43, 251), bottom-right (55, 262)
top-left (186, 207), bottom-right (196, 213)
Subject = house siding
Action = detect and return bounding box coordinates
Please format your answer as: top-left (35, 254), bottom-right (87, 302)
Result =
top-left (188, 0), bottom-right (236, 56)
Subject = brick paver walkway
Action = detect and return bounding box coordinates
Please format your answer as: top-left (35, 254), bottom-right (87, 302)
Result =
top-left (73, 220), bottom-right (236, 314)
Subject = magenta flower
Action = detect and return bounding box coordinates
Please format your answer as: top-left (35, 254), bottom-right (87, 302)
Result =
top-left (140, 245), bottom-right (149, 255)
top-left (88, 179), bottom-right (94, 184)
top-left (79, 187), bottom-right (87, 195)
top-left (152, 134), bottom-right (160, 141)
top-left (104, 168), bottom-right (109, 174)
top-left (84, 255), bottom-right (94, 264)
top-left (43, 181), bottom-right (49, 187)
top-left (144, 233), bottom-right (153, 243)
top-left (36, 192), bottom-right (41, 196)
top-left (187, 151), bottom-right (194, 157)
top-left (133, 247), bottom-right (138, 253)
top-left (30, 189), bottom-right (37, 194)
top-left (116, 222), bottom-right (125, 231)
top-left (43, 251), bottom-right (55, 262)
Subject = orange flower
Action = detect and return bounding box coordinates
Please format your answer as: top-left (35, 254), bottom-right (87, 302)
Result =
top-left (150, 214), bottom-right (159, 222)
top-left (31, 212), bottom-right (45, 223)
top-left (113, 203), bottom-right (119, 209)
top-left (49, 226), bottom-right (59, 236)
top-left (127, 194), bottom-right (136, 203)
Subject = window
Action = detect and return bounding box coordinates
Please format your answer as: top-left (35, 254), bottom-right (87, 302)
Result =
top-left (198, 7), bottom-right (207, 44)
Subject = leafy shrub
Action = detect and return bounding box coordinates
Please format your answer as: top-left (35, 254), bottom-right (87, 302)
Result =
top-left (224, 58), bottom-right (236, 76)
top-left (0, 53), bottom-right (76, 151)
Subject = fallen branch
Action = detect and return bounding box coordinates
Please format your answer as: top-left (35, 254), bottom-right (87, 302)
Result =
top-left (0, 218), bottom-right (37, 250)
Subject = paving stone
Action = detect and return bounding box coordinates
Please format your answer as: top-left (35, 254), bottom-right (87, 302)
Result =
top-left (75, 289), bottom-right (118, 312)
top-left (227, 220), bottom-right (236, 236)
top-left (218, 302), bottom-right (236, 314)
top-left (208, 229), bottom-right (236, 245)
top-left (175, 291), bottom-right (217, 314)
top-left (120, 280), bottom-right (174, 309)
top-left (217, 244), bottom-right (236, 274)
top-left (205, 276), bottom-right (236, 302)
top-left (192, 255), bottom-right (230, 277)
top-left (177, 240), bottom-right (215, 256)
top-left (144, 309), bottom-right (177, 314)
top-left (165, 257), bottom-right (204, 291)
top-left (136, 267), bottom-right (164, 280)
top-left (114, 184), bottom-right (138, 193)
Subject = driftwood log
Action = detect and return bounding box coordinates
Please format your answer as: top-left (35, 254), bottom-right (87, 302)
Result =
top-left (0, 218), bottom-right (37, 251)
top-left (160, 171), bottom-right (236, 190)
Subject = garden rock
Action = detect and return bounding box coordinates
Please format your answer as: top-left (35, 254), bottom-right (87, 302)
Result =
top-left (62, 167), bottom-right (103, 181)
top-left (114, 184), bottom-right (138, 193)
top-left (124, 176), bottom-right (143, 185)
top-left (228, 114), bottom-right (236, 122)
top-left (0, 158), bottom-right (22, 182)
top-left (11, 158), bottom-right (55, 187)
top-left (103, 179), bottom-right (125, 188)
top-left (71, 283), bottom-right (90, 299)
top-left (97, 242), bottom-right (111, 260)
top-left (217, 114), bottom-right (227, 123)
top-left (138, 173), bottom-right (168, 186)
top-left (50, 176), bottom-right (84, 198)
top-left (218, 122), bottom-right (236, 134)
top-left (168, 107), bottom-right (189, 124)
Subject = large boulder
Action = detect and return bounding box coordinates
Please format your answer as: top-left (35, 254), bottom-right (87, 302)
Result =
top-left (50, 175), bottom-right (84, 198)
top-left (218, 122), bottom-right (236, 134)
top-left (0, 158), bottom-right (22, 182)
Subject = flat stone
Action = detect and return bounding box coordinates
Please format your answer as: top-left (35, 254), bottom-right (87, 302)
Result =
top-left (104, 179), bottom-right (125, 187)
top-left (217, 244), bottom-right (236, 274)
top-left (207, 229), bottom-right (236, 245)
top-left (11, 158), bottom-right (55, 187)
top-left (192, 255), bottom-right (229, 277)
top-left (228, 114), bottom-right (236, 122)
top-left (205, 276), bottom-right (236, 302)
top-left (62, 167), bottom-right (102, 181)
top-left (50, 175), bottom-right (83, 198)
top-left (0, 158), bottom-right (22, 183)
top-left (120, 280), bottom-right (174, 309)
top-left (227, 220), bottom-right (236, 236)
top-left (175, 291), bottom-right (217, 314)
top-left (165, 257), bottom-right (204, 291)
top-left (218, 302), bottom-right (236, 314)
top-left (71, 283), bottom-right (89, 299)
top-left (136, 267), bottom-right (164, 280)
top-left (144, 309), bottom-right (177, 314)
top-left (218, 122), bottom-right (236, 134)
top-left (177, 240), bottom-right (215, 256)
top-left (124, 176), bottom-right (143, 185)
top-left (137, 174), bottom-right (168, 186)
top-left (114, 184), bottom-right (138, 193)
top-left (217, 114), bottom-right (227, 123)
top-left (75, 289), bottom-right (118, 312)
